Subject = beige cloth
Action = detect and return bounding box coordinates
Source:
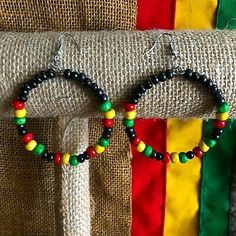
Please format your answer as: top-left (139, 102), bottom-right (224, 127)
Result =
top-left (0, 31), bottom-right (235, 119)
top-left (0, 0), bottom-right (136, 31)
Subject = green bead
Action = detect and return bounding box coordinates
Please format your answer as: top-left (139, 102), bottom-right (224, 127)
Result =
top-left (70, 155), bottom-right (79, 166)
top-left (15, 117), bottom-right (26, 125)
top-left (99, 100), bottom-right (112, 113)
top-left (98, 137), bottom-right (110, 147)
top-left (205, 138), bottom-right (216, 148)
top-left (143, 145), bottom-right (153, 157)
top-left (33, 144), bottom-right (45, 156)
top-left (123, 119), bottom-right (134, 128)
top-left (179, 152), bottom-right (188, 163)
top-left (217, 102), bottom-right (230, 113)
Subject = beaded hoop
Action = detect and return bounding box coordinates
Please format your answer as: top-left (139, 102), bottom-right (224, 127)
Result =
top-left (123, 68), bottom-right (230, 164)
top-left (12, 69), bottom-right (115, 166)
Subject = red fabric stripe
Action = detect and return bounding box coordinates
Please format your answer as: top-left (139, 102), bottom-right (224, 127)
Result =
top-left (131, 118), bottom-right (167, 236)
top-left (136, 0), bottom-right (176, 30)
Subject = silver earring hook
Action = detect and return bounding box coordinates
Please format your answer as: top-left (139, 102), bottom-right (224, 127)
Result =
top-left (147, 32), bottom-right (181, 72)
top-left (49, 33), bottom-right (80, 72)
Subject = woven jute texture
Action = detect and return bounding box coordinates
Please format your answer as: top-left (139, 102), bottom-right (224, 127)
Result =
top-left (0, 0), bottom-right (136, 31)
top-left (59, 117), bottom-right (91, 236)
top-left (0, 31), bottom-right (236, 119)
top-left (89, 119), bottom-right (131, 236)
top-left (0, 118), bottom-right (62, 235)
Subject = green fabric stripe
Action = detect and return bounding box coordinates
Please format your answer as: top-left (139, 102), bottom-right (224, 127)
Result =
top-left (216, 0), bottom-right (236, 29)
top-left (199, 119), bottom-right (236, 236)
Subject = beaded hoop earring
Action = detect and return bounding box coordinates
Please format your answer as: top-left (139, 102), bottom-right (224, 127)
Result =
top-left (12, 34), bottom-right (115, 166)
top-left (122, 33), bottom-right (230, 164)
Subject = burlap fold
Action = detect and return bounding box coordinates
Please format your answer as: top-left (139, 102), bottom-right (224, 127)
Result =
top-left (0, 31), bottom-right (235, 119)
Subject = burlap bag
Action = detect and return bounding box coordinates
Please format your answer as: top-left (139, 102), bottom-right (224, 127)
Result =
top-left (0, 31), bottom-right (236, 235)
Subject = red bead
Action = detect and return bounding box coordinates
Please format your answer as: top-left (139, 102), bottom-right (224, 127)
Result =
top-left (193, 147), bottom-right (203, 158)
top-left (123, 103), bottom-right (135, 111)
top-left (87, 146), bottom-right (96, 158)
top-left (213, 119), bottom-right (226, 129)
top-left (53, 152), bottom-right (62, 166)
top-left (163, 152), bottom-right (171, 164)
top-left (102, 118), bottom-right (114, 128)
top-left (22, 133), bottom-right (33, 144)
top-left (132, 136), bottom-right (140, 145)
top-left (12, 99), bottom-right (25, 110)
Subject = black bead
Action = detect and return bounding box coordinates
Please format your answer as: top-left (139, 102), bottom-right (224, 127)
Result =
top-left (184, 68), bottom-right (193, 79)
top-left (91, 83), bottom-right (98, 92)
top-left (150, 150), bottom-right (157, 159)
top-left (154, 152), bottom-right (163, 160)
top-left (16, 125), bottom-right (26, 136)
top-left (205, 79), bottom-right (213, 89)
top-left (129, 97), bottom-right (139, 104)
top-left (83, 78), bottom-right (92, 88)
top-left (165, 69), bottom-right (174, 79)
top-left (151, 75), bottom-right (159, 84)
top-left (95, 88), bottom-right (104, 97)
top-left (78, 73), bottom-right (86, 82)
top-left (41, 150), bottom-right (49, 160)
top-left (215, 96), bottom-right (225, 105)
top-left (137, 85), bottom-right (146, 94)
top-left (17, 95), bottom-right (27, 102)
top-left (214, 89), bottom-right (222, 96)
top-left (77, 154), bottom-right (86, 163)
top-left (144, 81), bottom-right (153, 89)
top-left (71, 71), bottom-right (79, 80)
top-left (133, 90), bottom-right (142, 99)
top-left (192, 72), bottom-right (200, 80)
top-left (199, 75), bottom-right (208, 84)
top-left (29, 80), bottom-right (38, 89)
top-left (186, 151), bottom-right (195, 159)
top-left (20, 88), bottom-right (29, 96)
top-left (64, 69), bottom-right (72, 78)
top-left (39, 71), bottom-right (48, 81)
top-left (102, 127), bottom-right (112, 139)
top-left (46, 69), bottom-right (56, 78)
top-left (99, 94), bottom-right (108, 102)
top-left (34, 75), bottom-right (43, 84)
top-left (125, 127), bottom-right (136, 139)
top-left (22, 82), bottom-right (32, 92)
top-left (158, 72), bottom-right (167, 82)
top-left (83, 151), bottom-right (90, 160)
top-left (46, 152), bottom-right (54, 162)
top-left (211, 129), bottom-right (223, 139)
top-left (210, 84), bottom-right (218, 93)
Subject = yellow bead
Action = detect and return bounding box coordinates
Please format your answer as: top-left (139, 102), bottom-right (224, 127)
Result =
top-left (198, 141), bottom-right (209, 153)
top-left (124, 110), bottom-right (137, 120)
top-left (171, 152), bottom-right (179, 163)
top-left (15, 108), bottom-right (27, 118)
top-left (94, 144), bottom-right (105, 154)
top-left (61, 153), bottom-right (70, 165)
top-left (216, 112), bottom-right (229, 121)
top-left (25, 140), bottom-right (37, 151)
top-left (136, 141), bottom-right (146, 152)
top-left (104, 109), bottom-right (116, 119)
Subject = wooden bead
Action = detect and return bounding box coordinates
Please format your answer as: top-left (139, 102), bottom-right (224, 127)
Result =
top-left (136, 141), bottom-right (146, 152)
top-left (70, 155), bottom-right (79, 166)
top-left (205, 138), bottom-right (216, 148)
top-left (87, 146), bottom-right (97, 158)
top-left (102, 118), bottom-right (114, 128)
top-left (198, 141), bottom-right (209, 152)
top-left (216, 112), bottom-right (229, 121)
top-left (179, 152), bottom-right (188, 163)
top-left (33, 144), bottom-right (45, 156)
top-left (123, 119), bottom-right (134, 128)
top-left (22, 132), bottom-right (33, 144)
top-left (15, 117), bottom-right (26, 125)
top-left (98, 137), bottom-right (110, 147)
top-left (12, 99), bottom-right (25, 110)
top-left (143, 145), bottom-right (153, 157)
top-left (61, 153), bottom-right (70, 164)
top-left (99, 100), bottom-right (112, 113)
top-left (163, 152), bottom-right (171, 164)
top-left (53, 152), bottom-right (62, 166)
top-left (213, 119), bottom-right (226, 129)
top-left (104, 109), bottom-right (116, 119)
top-left (193, 147), bottom-right (203, 158)
top-left (15, 108), bottom-right (27, 118)
top-left (217, 102), bottom-right (230, 113)
top-left (123, 103), bottom-right (135, 111)
top-left (171, 152), bottom-right (179, 163)
top-left (25, 140), bottom-right (37, 151)
top-left (124, 110), bottom-right (137, 120)
top-left (94, 144), bottom-right (105, 154)
top-left (131, 136), bottom-right (140, 145)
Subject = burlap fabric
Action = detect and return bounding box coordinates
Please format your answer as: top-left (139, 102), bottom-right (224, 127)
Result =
top-left (0, 0), bottom-right (136, 32)
top-left (0, 31), bottom-right (236, 119)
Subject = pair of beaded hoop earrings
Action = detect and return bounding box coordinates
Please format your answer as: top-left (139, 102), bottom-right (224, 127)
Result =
top-left (12, 33), bottom-right (230, 166)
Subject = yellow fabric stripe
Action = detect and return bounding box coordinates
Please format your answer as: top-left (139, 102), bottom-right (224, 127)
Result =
top-left (164, 119), bottom-right (202, 236)
top-left (175, 0), bottom-right (217, 29)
